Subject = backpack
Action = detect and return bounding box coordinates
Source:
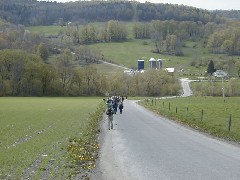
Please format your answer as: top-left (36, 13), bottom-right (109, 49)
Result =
top-left (106, 108), bottom-right (113, 115)
top-left (119, 102), bottom-right (123, 109)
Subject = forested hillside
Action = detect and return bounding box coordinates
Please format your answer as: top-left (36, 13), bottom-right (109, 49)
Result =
top-left (214, 10), bottom-right (240, 20)
top-left (0, 1), bottom-right (240, 97)
top-left (0, 0), bottom-right (223, 25)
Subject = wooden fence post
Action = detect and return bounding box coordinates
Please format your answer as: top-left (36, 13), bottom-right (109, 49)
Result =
top-left (228, 114), bottom-right (232, 131)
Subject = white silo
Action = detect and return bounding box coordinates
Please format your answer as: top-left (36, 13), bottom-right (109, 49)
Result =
top-left (149, 58), bottom-right (156, 69)
top-left (157, 59), bottom-right (163, 69)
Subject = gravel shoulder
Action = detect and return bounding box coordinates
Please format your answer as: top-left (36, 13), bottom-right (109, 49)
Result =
top-left (89, 117), bottom-right (131, 180)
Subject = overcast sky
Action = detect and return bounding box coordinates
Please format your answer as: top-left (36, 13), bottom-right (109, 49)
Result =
top-left (38, 0), bottom-right (240, 10)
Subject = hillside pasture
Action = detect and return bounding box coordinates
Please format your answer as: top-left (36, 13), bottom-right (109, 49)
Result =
top-left (26, 24), bottom-right (240, 78)
top-left (25, 25), bottom-right (67, 35)
top-left (90, 39), bottom-right (191, 70)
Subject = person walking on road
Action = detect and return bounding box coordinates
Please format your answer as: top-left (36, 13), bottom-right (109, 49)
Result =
top-left (118, 101), bottom-right (124, 114)
top-left (112, 99), bottom-right (118, 114)
top-left (106, 106), bottom-right (114, 130)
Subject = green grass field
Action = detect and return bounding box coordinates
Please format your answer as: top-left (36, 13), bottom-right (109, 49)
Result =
top-left (0, 97), bottom-right (103, 179)
top-left (26, 24), bottom-right (240, 77)
top-left (91, 62), bottom-right (124, 74)
top-left (25, 25), bottom-right (67, 35)
top-left (139, 96), bottom-right (240, 142)
top-left (90, 39), bottom-right (193, 70)
top-left (26, 24), bottom-right (199, 70)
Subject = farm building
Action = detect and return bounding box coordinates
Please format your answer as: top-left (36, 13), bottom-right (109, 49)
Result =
top-left (213, 70), bottom-right (228, 78)
top-left (149, 58), bottom-right (156, 69)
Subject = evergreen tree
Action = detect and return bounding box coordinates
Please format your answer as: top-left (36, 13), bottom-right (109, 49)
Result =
top-left (207, 60), bottom-right (216, 75)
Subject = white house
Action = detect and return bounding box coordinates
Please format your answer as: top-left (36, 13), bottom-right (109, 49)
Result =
top-left (165, 68), bottom-right (175, 73)
top-left (213, 70), bottom-right (228, 78)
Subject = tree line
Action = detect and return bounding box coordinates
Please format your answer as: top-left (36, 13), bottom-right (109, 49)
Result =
top-left (62, 19), bottom-right (240, 56)
top-left (0, 49), bottom-right (180, 97)
top-left (207, 28), bottom-right (240, 55)
top-left (214, 10), bottom-right (240, 20)
top-left (1, 15), bottom-right (240, 60)
top-left (0, 0), bottom-right (224, 26)
top-left (63, 20), bottom-right (128, 45)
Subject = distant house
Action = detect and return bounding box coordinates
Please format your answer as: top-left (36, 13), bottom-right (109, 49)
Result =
top-left (124, 69), bottom-right (144, 76)
top-left (213, 70), bottom-right (228, 78)
top-left (124, 69), bottom-right (135, 76)
top-left (165, 68), bottom-right (175, 73)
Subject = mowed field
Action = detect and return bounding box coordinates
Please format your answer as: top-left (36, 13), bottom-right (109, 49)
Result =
top-left (27, 24), bottom-right (240, 77)
top-left (0, 97), bottom-right (103, 179)
top-left (140, 96), bottom-right (240, 142)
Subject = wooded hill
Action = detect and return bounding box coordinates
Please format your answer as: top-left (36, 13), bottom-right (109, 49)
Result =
top-left (214, 10), bottom-right (240, 20)
top-left (0, 1), bottom-right (240, 97)
top-left (0, 0), bottom-right (225, 26)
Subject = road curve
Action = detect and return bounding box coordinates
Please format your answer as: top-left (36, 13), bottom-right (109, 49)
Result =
top-left (95, 80), bottom-right (240, 180)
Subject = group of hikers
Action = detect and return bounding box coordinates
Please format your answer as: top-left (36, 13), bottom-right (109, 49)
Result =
top-left (105, 96), bottom-right (125, 130)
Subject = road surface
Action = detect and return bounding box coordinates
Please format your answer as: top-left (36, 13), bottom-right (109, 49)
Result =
top-left (94, 79), bottom-right (240, 180)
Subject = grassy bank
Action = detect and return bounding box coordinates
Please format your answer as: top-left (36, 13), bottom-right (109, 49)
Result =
top-left (0, 97), bottom-right (105, 179)
top-left (139, 96), bottom-right (240, 142)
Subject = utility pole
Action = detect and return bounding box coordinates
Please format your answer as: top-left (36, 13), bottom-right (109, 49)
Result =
top-left (222, 76), bottom-right (225, 98)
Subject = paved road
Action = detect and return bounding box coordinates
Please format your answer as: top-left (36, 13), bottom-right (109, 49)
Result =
top-left (180, 78), bottom-right (194, 97)
top-left (97, 79), bottom-right (240, 180)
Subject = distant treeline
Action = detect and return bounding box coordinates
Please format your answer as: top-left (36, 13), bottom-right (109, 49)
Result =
top-left (214, 10), bottom-right (240, 20)
top-left (0, 0), bottom-right (225, 26)
top-left (0, 49), bottom-right (181, 97)
top-left (1, 15), bottom-right (240, 59)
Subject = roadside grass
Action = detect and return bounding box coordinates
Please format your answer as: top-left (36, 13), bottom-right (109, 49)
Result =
top-left (190, 78), bottom-right (240, 97)
top-left (139, 96), bottom-right (240, 142)
top-left (0, 97), bottom-right (105, 179)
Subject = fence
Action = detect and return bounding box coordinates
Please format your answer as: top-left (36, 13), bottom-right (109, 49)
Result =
top-left (144, 98), bottom-right (235, 132)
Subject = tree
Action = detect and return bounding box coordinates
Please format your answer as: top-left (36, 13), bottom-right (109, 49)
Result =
top-left (133, 23), bottom-right (151, 39)
top-left (165, 34), bottom-right (183, 55)
top-left (83, 66), bottom-right (98, 95)
top-left (221, 40), bottom-right (234, 55)
top-left (38, 63), bottom-right (56, 96)
top-left (207, 60), bottom-right (216, 76)
top-left (151, 31), bottom-right (162, 53)
top-left (107, 20), bottom-right (127, 42)
top-left (56, 49), bottom-right (74, 95)
top-left (235, 61), bottom-right (240, 77)
top-left (227, 58), bottom-right (235, 77)
top-left (37, 43), bottom-right (49, 61)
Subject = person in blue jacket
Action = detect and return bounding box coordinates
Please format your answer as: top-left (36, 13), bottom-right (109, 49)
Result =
top-left (118, 101), bottom-right (123, 114)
